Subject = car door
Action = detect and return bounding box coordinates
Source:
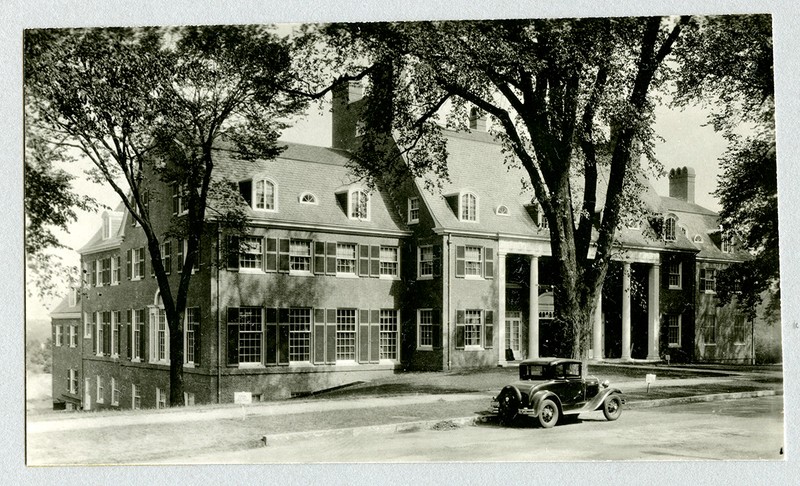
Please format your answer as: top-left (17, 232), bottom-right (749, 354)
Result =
top-left (558, 363), bottom-right (586, 411)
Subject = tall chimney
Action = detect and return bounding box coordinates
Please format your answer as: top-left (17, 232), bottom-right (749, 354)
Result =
top-left (668, 166), bottom-right (696, 203)
top-left (331, 80), bottom-right (365, 150)
top-left (469, 107), bottom-right (486, 131)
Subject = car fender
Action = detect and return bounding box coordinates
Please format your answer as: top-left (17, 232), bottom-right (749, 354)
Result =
top-left (585, 387), bottom-right (625, 412)
top-left (529, 390), bottom-right (562, 417)
top-left (498, 384), bottom-right (523, 405)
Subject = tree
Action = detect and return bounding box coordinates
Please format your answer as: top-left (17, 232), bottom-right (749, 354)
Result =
top-left (319, 18), bottom-right (689, 358)
top-left (673, 15), bottom-right (777, 320)
top-left (24, 26), bottom-right (307, 405)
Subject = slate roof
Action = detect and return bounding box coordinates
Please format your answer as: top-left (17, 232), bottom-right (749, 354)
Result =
top-left (78, 203), bottom-right (125, 255)
top-left (662, 196), bottom-right (743, 261)
top-left (50, 293), bottom-right (80, 318)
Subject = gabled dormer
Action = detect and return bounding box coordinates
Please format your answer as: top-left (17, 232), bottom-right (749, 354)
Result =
top-left (444, 189), bottom-right (479, 223)
top-left (101, 210), bottom-right (123, 240)
top-left (335, 186), bottom-right (371, 221)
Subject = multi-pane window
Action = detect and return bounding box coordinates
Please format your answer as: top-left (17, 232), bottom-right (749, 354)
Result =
top-left (68, 369), bottom-right (78, 394)
top-left (667, 314), bottom-right (681, 347)
top-left (111, 377), bottom-right (120, 406)
top-left (184, 392), bottom-right (196, 406)
top-left (239, 237), bottom-right (263, 270)
top-left (132, 309), bottom-right (143, 360)
top-left (96, 376), bottom-right (104, 404)
top-left (335, 309), bottom-right (357, 361)
top-left (289, 239), bottom-right (312, 273)
top-left (300, 192), bottom-right (317, 205)
top-left (379, 310), bottom-right (398, 360)
top-left (160, 241), bottom-right (172, 275)
top-left (111, 311), bottom-right (120, 357)
top-left (418, 246), bottom-right (433, 278)
top-left (349, 190), bottom-right (369, 220)
top-left (131, 384), bottom-right (141, 410)
top-left (461, 192), bottom-right (477, 221)
top-left (700, 268), bottom-right (717, 293)
top-left (336, 243), bottom-right (357, 274)
top-left (156, 387), bottom-right (167, 409)
top-left (668, 263), bottom-right (682, 289)
top-left (721, 234), bottom-right (732, 253)
top-left (178, 239), bottom-right (199, 273)
top-left (289, 308), bottom-right (312, 362)
top-left (55, 325), bottom-right (63, 347)
top-left (132, 248), bottom-right (145, 280)
top-left (101, 258), bottom-right (111, 286)
top-left (664, 217), bottom-right (677, 241)
top-left (237, 307), bottom-right (263, 364)
top-left (703, 315), bottom-right (717, 345)
top-left (69, 288), bottom-right (77, 307)
top-left (734, 315), bottom-right (748, 344)
top-left (172, 184), bottom-right (187, 215)
top-left (69, 325), bottom-right (77, 347)
top-left (185, 307), bottom-right (199, 365)
top-left (465, 310), bottom-right (482, 347)
top-left (95, 312), bottom-right (106, 356)
top-left (254, 179), bottom-right (276, 211)
top-left (505, 311), bottom-right (522, 351)
top-left (84, 312), bottom-right (92, 338)
top-left (464, 246), bottom-right (482, 277)
top-left (111, 256), bottom-right (120, 284)
top-left (155, 308), bottom-right (168, 362)
top-left (408, 197), bottom-right (419, 223)
top-left (379, 246), bottom-right (399, 277)
top-left (418, 309), bottom-right (433, 348)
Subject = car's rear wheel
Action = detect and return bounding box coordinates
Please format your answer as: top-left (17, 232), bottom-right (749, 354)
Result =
top-left (497, 390), bottom-right (520, 425)
top-left (602, 395), bottom-right (622, 421)
top-left (538, 399), bottom-right (559, 428)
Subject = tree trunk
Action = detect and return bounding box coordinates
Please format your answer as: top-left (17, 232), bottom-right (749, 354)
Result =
top-left (168, 309), bottom-right (185, 406)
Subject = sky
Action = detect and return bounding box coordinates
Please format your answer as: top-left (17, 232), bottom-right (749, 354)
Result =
top-left (24, 78), bottom-right (730, 321)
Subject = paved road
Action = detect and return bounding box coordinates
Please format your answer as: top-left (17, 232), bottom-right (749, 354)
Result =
top-left (165, 396), bottom-right (784, 463)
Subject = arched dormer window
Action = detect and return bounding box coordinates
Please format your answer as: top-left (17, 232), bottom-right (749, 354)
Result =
top-left (693, 235), bottom-right (703, 243)
top-left (664, 216), bottom-right (677, 242)
top-left (349, 188), bottom-right (370, 220)
top-left (495, 205), bottom-right (509, 216)
top-left (254, 178), bottom-right (277, 211)
top-left (299, 192), bottom-right (318, 205)
top-left (460, 192), bottom-right (478, 222)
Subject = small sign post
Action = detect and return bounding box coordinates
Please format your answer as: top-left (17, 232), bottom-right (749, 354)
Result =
top-left (645, 373), bottom-right (656, 394)
top-left (234, 391), bottom-right (253, 420)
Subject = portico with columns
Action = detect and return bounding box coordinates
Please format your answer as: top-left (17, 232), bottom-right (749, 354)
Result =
top-left (497, 237), bottom-right (663, 365)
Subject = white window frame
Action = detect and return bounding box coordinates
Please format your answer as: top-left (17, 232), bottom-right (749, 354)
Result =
top-left (418, 246), bottom-right (433, 280)
top-left (668, 262), bottom-right (682, 289)
top-left (68, 369), bottom-right (78, 394)
top-left (288, 308), bottom-right (312, 364)
top-left (664, 216), bottom-right (677, 242)
top-left (379, 309), bottom-right (399, 361)
top-left (149, 306), bottom-right (169, 365)
top-left (184, 307), bottom-right (199, 367)
top-left (160, 241), bottom-right (172, 275)
top-left (236, 307), bottom-right (264, 366)
top-left (178, 239), bottom-right (198, 274)
top-left (495, 204), bottom-right (509, 216)
top-left (464, 309), bottom-right (483, 349)
top-left (348, 189), bottom-right (370, 221)
top-left (84, 312), bottom-right (92, 339)
top-left (505, 311), bottom-right (522, 352)
top-left (459, 191), bottom-right (478, 222)
top-left (335, 243), bottom-right (357, 276)
top-left (289, 239), bottom-right (312, 275)
top-left (253, 178), bottom-right (278, 212)
top-left (667, 314), bottom-right (682, 348)
top-left (299, 192), bottom-right (318, 205)
top-left (464, 246), bottom-right (483, 279)
top-left (111, 377), bottom-right (119, 406)
top-left (156, 387), bottom-right (167, 409)
top-left (111, 256), bottom-right (120, 285)
top-left (704, 314), bottom-right (717, 346)
top-left (55, 325), bottom-right (63, 347)
top-left (132, 248), bottom-right (145, 281)
top-left (69, 325), bottom-right (77, 348)
top-left (379, 246), bottom-right (399, 278)
top-left (173, 184), bottom-right (188, 216)
top-left (111, 311), bottom-right (119, 357)
top-left (701, 268), bottom-right (717, 294)
top-left (417, 309), bottom-right (433, 350)
top-left (131, 309), bottom-right (143, 362)
top-left (131, 384), bottom-right (141, 410)
top-left (238, 236), bottom-right (264, 272)
top-left (408, 197), bottom-right (420, 224)
top-left (95, 312), bottom-right (104, 356)
top-left (68, 288), bottom-right (77, 307)
top-left (96, 376), bottom-right (104, 404)
top-left (335, 309), bottom-right (358, 363)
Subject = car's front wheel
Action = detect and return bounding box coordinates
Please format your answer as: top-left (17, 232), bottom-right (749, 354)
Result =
top-left (497, 390), bottom-right (520, 425)
top-left (602, 394), bottom-right (623, 421)
top-left (537, 399), bottom-right (559, 428)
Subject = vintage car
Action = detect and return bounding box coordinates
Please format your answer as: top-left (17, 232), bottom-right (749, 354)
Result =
top-left (490, 358), bottom-right (624, 428)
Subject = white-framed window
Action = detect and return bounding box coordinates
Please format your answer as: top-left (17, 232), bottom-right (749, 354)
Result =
top-left (700, 268), bottom-right (717, 293)
top-left (465, 309), bottom-right (483, 347)
top-left (289, 239), bottom-right (312, 274)
top-left (95, 312), bottom-right (107, 356)
top-left (693, 235), bottom-right (703, 243)
top-left (160, 241), bottom-right (172, 275)
top-left (96, 376), bottom-right (104, 404)
top-left (132, 248), bottom-right (145, 280)
top-left (149, 307), bottom-right (169, 363)
top-left (131, 309), bottom-right (143, 361)
top-left (69, 325), bottom-right (77, 347)
top-left (131, 384), bottom-right (141, 410)
top-left (184, 307), bottom-right (199, 365)
top-left (379, 246), bottom-right (399, 277)
top-left (336, 309), bottom-right (357, 362)
top-left (495, 204), bottom-right (509, 216)
top-left (172, 184), bottom-right (188, 215)
top-left (184, 392), bottom-right (195, 406)
top-left (237, 307), bottom-right (263, 364)
top-left (349, 189), bottom-right (370, 220)
top-left (254, 178), bottom-right (277, 211)
top-left (111, 256), bottom-right (120, 284)
top-left (460, 192), bottom-right (478, 222)
top-left (55, 325), bottom-right (63, 347)
top-left (464, 246), bottom-right (483, 278)
top-left (177, 239), bottom-right (199, 273)
top-left (667, 314), bottom-right (681, 347)
top-left (156, 387), bottom-right (167, 409)
top-left (299, 192), bottom-right (317, 205)
top-left (102, 214), bottom-right (113, 240)
top-left (336, 243), bottom-right (357, 275)
top-left (668, 262), bottom-right (682, 289)
top-left (734, 315), bottom-right (748, 345)
top-left (111, 377), bottom-right (120, 406)
top-left (68, 369), bottom-right (78, 394)
top-left (289, 308), bottom-right (312, 363)
top-left (111, 311), bottom-right (120, 357)
top-left (417, 309), bottom-right (433, 350)
top-left (418, 246), bottom-right (433, 279)
top-left (84, 312), bottom-right (92, 339)
top-left (703, 314), bottom-right (717, 345)
top-left (721, 234), bottom-right (732, 253)
top-left (238, 237), bottom-right (263, 271)
top-left (664, 216), bottom-right (677, 242)
top-left (505, 311), bottom-right (522, 351)
top-left (379, 309), bottom-right (398, 360)
top-left (408, 197), bottom-right (419, 224)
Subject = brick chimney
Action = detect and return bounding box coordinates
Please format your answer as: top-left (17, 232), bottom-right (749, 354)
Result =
top-left (331, 80), bottom-right (366, 150)
top-left (668, 166), bottom-right (696, 203)
top-left (469, 107), bottom-right (486, 131)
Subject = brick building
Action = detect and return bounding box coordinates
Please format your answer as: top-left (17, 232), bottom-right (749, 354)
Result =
top-left (51, 83), bottom-right (761, 410)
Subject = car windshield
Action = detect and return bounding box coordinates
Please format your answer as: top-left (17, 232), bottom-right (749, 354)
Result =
top-left (519, 364), bottom-right (549, 380)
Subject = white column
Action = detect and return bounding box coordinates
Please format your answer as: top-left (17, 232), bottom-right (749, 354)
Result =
top-left (647, 264), bottom-right (660, 360)
top-left (621, 262), bottom-right (632, 360)
top-left (498, 252), bottom-right (507, 365)
top-left (529, 255), bottom-right (539, 359)
top-left (592, 284), bottom-right (603, 360)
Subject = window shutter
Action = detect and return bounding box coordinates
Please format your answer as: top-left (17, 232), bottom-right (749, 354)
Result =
top-left (194, 316), bottom-right (201, 367)
top-left (265, 308), bottom-right (278, 365)
top-left (91, 261), bottom-right (97, 286)
top-left (485, 310), bottom-right (494, 349)
top-left (165, 241), bottom-right (172, 274)
top-left (314, 309), bottom-right (326, 364)
top-left (699, 268), bottom-right (706, 292)
top-left (226, 236), bottom-right (240, 270)
top-left (359, 245), bottom-right (370, 277)
top-left (265, 238), bottom-right (278, 272)
top-left (433, 245), bottom-right (442, 277)
top-left (370, 309), bottom-right (380, 363)
top-left (172, 185), bottom-right (179, 215)
top-left (177, 240), bottom-right (184, 273)
top-left (278, 239), bottom-right (290, 273)
top-left (126, 310), bottom-right (132, 360)
top-left (370, 245), bottom-right (380, 277)
top-left (326, 242), bottom-right (337, 276)
top-left (92, 313), bottom-right (98, 355)
top-left (484, 247), bottom-right (494, 279)
top-left (227, 308), bottom-right (239, 366)
top-left (455, 310), bottom-right (465, 349)
top-left (139, 312), bottom-right (147, 362)
top-left (139, 250), bottom-right (146, 279)
top-left (455, 246), bottom-right (465, 278)
top-left (126, 250), bottom-right (132, 280)
top-left (114, 312), bottom-right (120, 355)
top-left (326, 309), bottom-right (337, 364)
top-left (278, 308), bottom-right (290, 366)
top-left (238, 180), bottom-right (252, 207)
top-left (432, 309), bottom-right (442, 349)
top-left (314, 242), bottom-right (326, 275)
top-left (359, 309), bottom-right (370, 363)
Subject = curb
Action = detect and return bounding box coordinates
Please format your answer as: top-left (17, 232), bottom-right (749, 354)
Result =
top-left (259, 389), bottom-right (783, 446)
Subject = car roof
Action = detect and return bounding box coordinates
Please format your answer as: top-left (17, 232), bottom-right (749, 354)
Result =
top-left (519, 357), bottom-right (582, 367)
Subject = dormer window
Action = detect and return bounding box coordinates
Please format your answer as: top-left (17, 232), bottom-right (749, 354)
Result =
top-left (721, 234), bottom-right (732, 253)
top-left (495, 205), bottom-right (509, 216)
top-left (102, 216), bottom-right (112, 240)
top-left (299, 192), bottom-right (317, 205)
top-left (664, 216), bottom-right (677, 242)
top-left (693, 235), bottom-right (703, 243)
top-left (349, 189), bottom-right (370, 220)
top-left (254, 179), bottom-right (277, 211)
top-left (172, 184), bottom-right (188, 216)
top-left (460, 192), bottom-right (478, 222)
top-left (408, 197), bottom-right (420, 224)
top-left (68, 288), bottom-right (77, 307)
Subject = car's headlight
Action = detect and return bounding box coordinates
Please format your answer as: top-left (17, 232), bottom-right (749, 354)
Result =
top-left (602, 380), bottom-right (609, 388)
